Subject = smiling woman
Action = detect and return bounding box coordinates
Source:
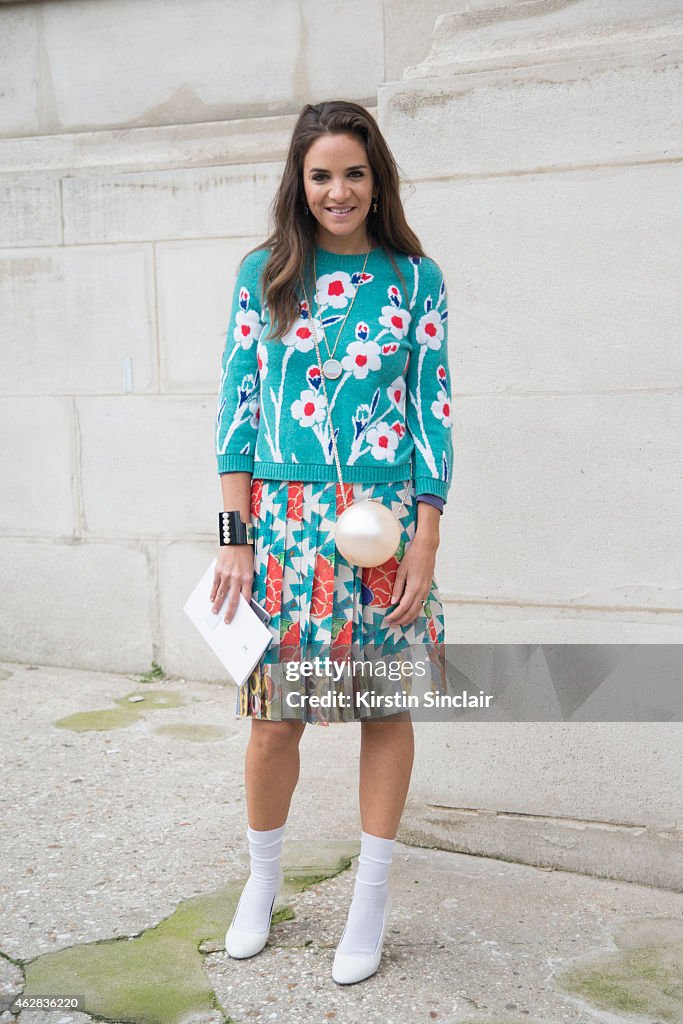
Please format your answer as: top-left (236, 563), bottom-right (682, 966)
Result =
top-left (211, 99), bottom-right (455, 986)
top-left (303, 134), bottom-right (377, 252)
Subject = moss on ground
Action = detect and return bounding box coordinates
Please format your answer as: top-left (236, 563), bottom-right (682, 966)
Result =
top-left (18, 847), bottom-right (357, 1024)
top-left (54, 689), bottom-right (186, 732)
top-left (556, 917), bottom-right (683, 1023)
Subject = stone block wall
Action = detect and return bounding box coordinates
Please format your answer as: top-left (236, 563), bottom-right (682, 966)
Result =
top-left (2, 0), bottom-right (681, 884)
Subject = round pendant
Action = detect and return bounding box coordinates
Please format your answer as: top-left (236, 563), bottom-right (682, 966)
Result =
top-left (323, 358), bottom-right (343, 380)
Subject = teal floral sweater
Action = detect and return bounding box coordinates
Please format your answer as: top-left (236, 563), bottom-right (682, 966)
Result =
top-left (215, 244), bottom-right (454, 501)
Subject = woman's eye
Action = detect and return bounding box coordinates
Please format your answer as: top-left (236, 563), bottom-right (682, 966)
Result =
top-left (311, 172), bottom-right (363, 181)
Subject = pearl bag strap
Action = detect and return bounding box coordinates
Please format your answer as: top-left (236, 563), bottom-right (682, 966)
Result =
top-left (304, 299), bottom-right (411, 518)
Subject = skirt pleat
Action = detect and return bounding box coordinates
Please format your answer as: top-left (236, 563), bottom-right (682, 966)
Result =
top-left (236, 476), bottom-right (447, 725)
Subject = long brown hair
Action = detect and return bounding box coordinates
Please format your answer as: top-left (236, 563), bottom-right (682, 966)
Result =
top-left (241, 100), bottom-right (428, 341)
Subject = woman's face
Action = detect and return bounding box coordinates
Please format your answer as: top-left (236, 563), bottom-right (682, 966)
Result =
top-left (302, 133), bottom-right (376, 253)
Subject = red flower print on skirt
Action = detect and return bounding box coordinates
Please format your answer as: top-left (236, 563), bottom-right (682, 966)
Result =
top-left (264, 552), bottom-right (283, 616)
top-left (250, 478), bottom-right (263, 518)
top-left (336, 481), bottom-right (355, 516)
top-left (310, 552), bottom-right (334, 618)
top-left (362, 555), bottom-right (400, 608)
top-left (287, 480), bottom-right (304, 522)
top-left (280, 618), bottom-right (301, 662)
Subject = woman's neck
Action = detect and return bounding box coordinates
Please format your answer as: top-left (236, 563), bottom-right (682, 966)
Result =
top-left (315, 229), bottom-right (374, 256)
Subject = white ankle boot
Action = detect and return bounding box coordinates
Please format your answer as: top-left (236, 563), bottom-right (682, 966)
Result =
top-left (332, 891), bottom-right (392, 984)
top-left (225, 865), bottom-right (285, 959)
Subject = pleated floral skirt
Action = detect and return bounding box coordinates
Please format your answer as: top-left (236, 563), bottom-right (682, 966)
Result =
top-left (235, 476), bottom-right (448, 725)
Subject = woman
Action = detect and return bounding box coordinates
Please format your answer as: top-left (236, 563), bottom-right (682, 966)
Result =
top-left (210, 100), bottom-right (453, 985)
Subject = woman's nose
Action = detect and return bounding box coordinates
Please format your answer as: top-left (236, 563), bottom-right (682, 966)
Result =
top-left (328, 183), bottom-right (351, 201)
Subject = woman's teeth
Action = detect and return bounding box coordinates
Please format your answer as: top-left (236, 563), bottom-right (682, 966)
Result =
top-left (328, 207), bottom-right (353, 217)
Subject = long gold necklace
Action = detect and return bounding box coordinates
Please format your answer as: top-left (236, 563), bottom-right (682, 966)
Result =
top-left (307, 243), bottom-right (372, 379)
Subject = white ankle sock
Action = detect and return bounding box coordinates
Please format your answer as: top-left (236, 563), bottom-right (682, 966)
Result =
top-left (336, 830), bottom-right (395, 956)
top-left (231, 823), bottom-right (286, 934)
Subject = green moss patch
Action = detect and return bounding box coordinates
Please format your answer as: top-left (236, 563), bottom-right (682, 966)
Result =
top-left (54, 708), bottom-right (142, 732)
top-left (18, 842), bottom-right (358, 1024)
top-left (54, 689), bottom-right (186, 732)
top-left (556, 916), bottom-right (683, 1022)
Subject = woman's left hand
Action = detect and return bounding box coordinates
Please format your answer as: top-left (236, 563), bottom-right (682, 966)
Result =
top-left (385, 533), bottom-right (439, 627)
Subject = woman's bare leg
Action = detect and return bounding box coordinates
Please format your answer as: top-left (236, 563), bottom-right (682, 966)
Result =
top-left (226, 718), bottom-right (306, 952)
top-left (358, 711), bottom-right (414, 838)
top-left (332, 711), bottom-right (413, 974)
top-left (245, 718), bottom-right (307, 828)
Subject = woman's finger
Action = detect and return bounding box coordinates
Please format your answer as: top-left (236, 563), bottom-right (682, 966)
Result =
top-left (211, 580), bottom-right (226, 614)
top-left (390, 569), bottom-right (407, 605)
top-left (212, 572), bottom-right (234, 614)
top-left (387, 588), bottom-right (420, 625)
top-left (387, 581), bottom-right (431, 625)
top-left (223, 578), bottom-right (243, 625)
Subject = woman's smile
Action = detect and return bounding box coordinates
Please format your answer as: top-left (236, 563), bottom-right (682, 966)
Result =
top-left (326, 206), bottom-right (355, 218)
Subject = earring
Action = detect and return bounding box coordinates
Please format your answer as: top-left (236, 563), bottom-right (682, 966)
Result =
top-left (304, 205), bottom-right (309, 215)
top-left (372, 197), bottom-right (378, 214)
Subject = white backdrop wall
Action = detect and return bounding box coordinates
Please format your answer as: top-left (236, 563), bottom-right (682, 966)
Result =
top-left (0, 0), bottom-right (458, 676)
top-left (378, 0), bottom-right (683, 887)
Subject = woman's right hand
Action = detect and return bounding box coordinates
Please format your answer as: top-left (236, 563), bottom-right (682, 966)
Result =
top-left (210, 545), bottom-right (255, 624)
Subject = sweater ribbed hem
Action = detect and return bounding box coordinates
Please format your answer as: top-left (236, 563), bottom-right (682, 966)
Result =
top-left (219, 458), bottom-right (450, 499)
top-left (248, 461), bottom-right (412, 483)
top-left (218, 457), bottom-right (451, 498)
top-left (218, 459), bottom-right (409, 483)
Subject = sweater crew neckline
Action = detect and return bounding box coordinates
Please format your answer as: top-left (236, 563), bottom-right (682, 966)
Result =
top-left (314, 243), bottom-right (382, 265)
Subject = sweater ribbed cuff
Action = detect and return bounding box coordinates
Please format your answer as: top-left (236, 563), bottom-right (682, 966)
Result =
top-left (414, 476), bottom-right (450, 500)
top-left (217, 453), bottom-right (254, 474)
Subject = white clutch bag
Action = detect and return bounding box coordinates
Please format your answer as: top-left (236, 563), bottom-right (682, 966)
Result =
top-left (183, 558), bottom-right (273, 687)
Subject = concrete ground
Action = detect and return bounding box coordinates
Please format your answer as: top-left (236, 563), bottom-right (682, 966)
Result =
top-left (1, 661), bottom-right (681, 1024)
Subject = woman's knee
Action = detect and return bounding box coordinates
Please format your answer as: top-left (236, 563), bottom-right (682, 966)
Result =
top-left (249, 718), bottom-right (305, 753)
